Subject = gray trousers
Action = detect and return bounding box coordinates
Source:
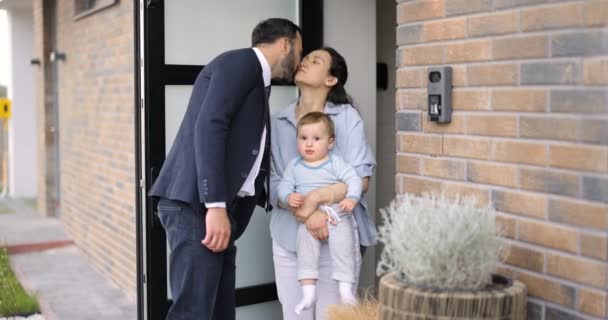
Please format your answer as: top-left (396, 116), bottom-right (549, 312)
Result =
top-left (296, 213), bottom-right (357, 283)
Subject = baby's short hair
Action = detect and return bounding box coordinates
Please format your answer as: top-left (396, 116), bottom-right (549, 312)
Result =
top-left (297, 112), bottom-right (335, 139)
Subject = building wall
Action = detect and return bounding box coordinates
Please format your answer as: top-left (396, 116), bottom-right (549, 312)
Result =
top-left (34, 0), bottom-right (137, 297)
top-left (395, 0), bottom-right (607, 319)
top-left (7, 8), bottom-right (37, 198)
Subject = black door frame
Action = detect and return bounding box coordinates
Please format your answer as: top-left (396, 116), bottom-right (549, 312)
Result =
top-left (43, 0), bottom-right (61, 217)
top-left (135, 1), bottom-right (323, 319)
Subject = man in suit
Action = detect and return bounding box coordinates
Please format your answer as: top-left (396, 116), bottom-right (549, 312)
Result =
top-left (149, 18), bottom-right (302, 320)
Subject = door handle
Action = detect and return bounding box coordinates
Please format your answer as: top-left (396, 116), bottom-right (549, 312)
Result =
top-left (49, 51), bottom-right (66, 62)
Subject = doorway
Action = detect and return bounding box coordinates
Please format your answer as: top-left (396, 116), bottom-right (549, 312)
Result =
top-left (136, 0), bottom-right (396, 318)
top-left (136, 1), bottom-right (321, 319)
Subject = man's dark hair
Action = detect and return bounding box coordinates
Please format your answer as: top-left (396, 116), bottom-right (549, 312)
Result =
top-left (251, 18), bottom-right (301, 47)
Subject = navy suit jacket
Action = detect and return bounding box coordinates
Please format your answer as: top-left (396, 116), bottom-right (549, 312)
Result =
top-left (149, 48), bottom-right (269, 214)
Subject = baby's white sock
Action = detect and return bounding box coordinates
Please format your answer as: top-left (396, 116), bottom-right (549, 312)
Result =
top-left (338, 281), bottom-right (357, 305)
top-left (295, 285), bottom-right (316, 315)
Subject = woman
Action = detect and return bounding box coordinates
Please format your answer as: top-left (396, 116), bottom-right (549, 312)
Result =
top-left (270, 47), bottom-right (376, 319)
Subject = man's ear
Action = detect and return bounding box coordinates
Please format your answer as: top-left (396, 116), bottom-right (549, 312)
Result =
top-left (325, 76), bottom-right (338, 87)
top-left (281, 37), bottom-right (290, 56)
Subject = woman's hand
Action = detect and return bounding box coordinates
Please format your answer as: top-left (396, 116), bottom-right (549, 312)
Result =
top-left (293, 192), bottom-right (321, 222)
top-left (305, 210), bottom-right (330, 240)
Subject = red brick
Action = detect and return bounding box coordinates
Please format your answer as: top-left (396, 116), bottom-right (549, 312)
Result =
top-left (580, 233), bottom-right (608, 260)
top-left (396, 90), bottom-right (426, 111)
top-left (492, 140), bottom-right (547, 166)
top-left (520, 117), bottom-right (578, 142)
top-left (422, 18), bottom-right (466, 42)
top-left (492, 190), bottom-right (547, 219)
top-left (399, 175), bottom-right (442, 195)
top-left (578, 288), bottom-right (607, 318)
top-left (397, 0), bottom-right (445, 24)
top-left (515, 271), bottom-right (575, 307)
top-left (452, 89), bottom-right (491, 111)
top-left (467, 64), bottom-right (518, 86)
top-left (493, 35), bottom-right (549, 61)
top-left (397, 154), bottom-right (421, 174)
top-left (451, 65), bottom-right (467, 87)
top-left (518, 220), bottom-right (578, 253)
top-left (467, 11), bottom-right (519, 37)
top-left (466, 114), bottom-right (517, 137)
top-left (442, 181), bottom-right (490, 206)
top-left (549, 144), bottom-right (608, 173)
top-left (549, 198), bottom-right (608, 230)
top-left (583, 58), bottom-right (608, 85)
top-left (445, 0), bottom-right (492, 16)
top-left (584, 0), bottom-right (608, 27)
top-left (547, 254), bottom-right (608, 288)
top-left (396, 69), bottom-right (423, 88)
top-left (521, 3), bottom-right (582, 31)
top-left (467, 162), bottom-right (518, 188)
top-left (398, 133), bottom-right (443, 155)
top-left (402, 45), bottom-right (444, 66)
top-left (422, 158), bottom-right (466, 180)
top-left (492, 89), bottom-right (548, 112)
top-left (504, 244), bottom-right (544, 273)
top-left (443, 136), bottom-right (490, 160)
top-left (445, 40), bottom-right (492, 63)
top-left (519, 168), bottom-right (580, 197)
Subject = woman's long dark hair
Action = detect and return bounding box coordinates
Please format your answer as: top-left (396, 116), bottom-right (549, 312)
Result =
top-left (321, 47), bottom-right (353, 105)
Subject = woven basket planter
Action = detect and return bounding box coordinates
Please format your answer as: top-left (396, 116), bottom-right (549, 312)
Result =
top-left (379, 273), bottom-right (527, 320)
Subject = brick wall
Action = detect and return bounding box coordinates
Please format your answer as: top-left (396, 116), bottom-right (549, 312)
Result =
top-left (33, 0), bottom-right (137, 297)
top-left (395, 0), bottom-right (607, 319)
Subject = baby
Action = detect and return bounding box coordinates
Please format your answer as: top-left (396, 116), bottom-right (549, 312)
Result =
top-left (277, 111), bottom-right (362, 315)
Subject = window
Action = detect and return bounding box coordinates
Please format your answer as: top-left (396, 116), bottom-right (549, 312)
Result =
top-left (74, 0), bottom-right (118, 20)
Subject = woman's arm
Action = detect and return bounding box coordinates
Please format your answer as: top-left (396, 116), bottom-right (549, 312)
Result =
top-left (292, 176), bottom-right (369, 222)
top-left (293, 182), bottom-right (347, 222)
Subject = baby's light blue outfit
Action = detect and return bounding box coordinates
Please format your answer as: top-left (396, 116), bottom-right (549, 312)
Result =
top-left (277, 155), bottom-right (362, 205)
top-left (278, 155), bottom-right (362, 283)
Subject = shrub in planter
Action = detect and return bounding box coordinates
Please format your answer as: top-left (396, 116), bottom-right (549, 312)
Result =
top-left (376, 194), bottom-right (526, 320)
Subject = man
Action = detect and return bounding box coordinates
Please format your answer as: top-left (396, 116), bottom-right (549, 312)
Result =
top-left (149, 18), bottom-right (303, 320)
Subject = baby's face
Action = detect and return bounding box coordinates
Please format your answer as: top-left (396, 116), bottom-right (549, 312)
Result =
top-left (297, 122), bottom-right (334, 162)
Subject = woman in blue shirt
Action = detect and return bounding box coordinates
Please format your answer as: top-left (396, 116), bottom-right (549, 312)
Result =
top-left (270, 47), bottom-right (376, 320)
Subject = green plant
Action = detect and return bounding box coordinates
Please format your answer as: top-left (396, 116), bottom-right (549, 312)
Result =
top-left (0, 248), bottom-right (40, 316)
top-left (377, 193), bottom-right (505, 290)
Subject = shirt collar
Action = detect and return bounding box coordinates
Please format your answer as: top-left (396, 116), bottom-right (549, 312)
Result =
top-left (252, 47), bottom-right (271, 87)
top-left (277, 100), bottom-right (346, 125)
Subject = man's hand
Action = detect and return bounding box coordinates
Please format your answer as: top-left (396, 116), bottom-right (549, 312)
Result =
top-left (287, 193), bottom-right (304, 208)
top-left (305, 211), bottom-right (331, 240)
top-left (339, 198), bottom-right (358, 213)
top-left (202, 207), bottom-right (231, 252)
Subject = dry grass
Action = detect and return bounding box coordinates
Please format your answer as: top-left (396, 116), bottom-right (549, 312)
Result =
top-left (326, 295), bottom-right (379, 320)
